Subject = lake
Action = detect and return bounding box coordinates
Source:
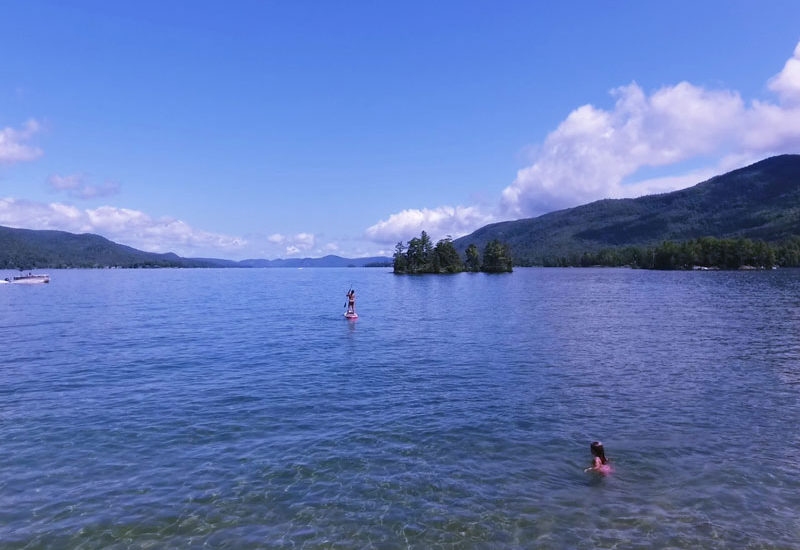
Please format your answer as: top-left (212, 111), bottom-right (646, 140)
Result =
top-left (1, 267), bottom-right (799, 549)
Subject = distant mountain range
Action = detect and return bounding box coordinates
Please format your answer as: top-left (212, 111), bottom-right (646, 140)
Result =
top-left (0, 226), bottom-right (391, 270)
top-left (194, 256), bottom-right (393, 268)
top-left (0, 226), bottom-right (212, 269)
top-left (4, 155), bottom-right (800, 270)
top-left (454, 154), bottom-right (800, 265)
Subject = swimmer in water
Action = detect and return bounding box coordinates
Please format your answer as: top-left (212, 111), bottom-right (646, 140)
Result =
top-left (585, 441), bottom-right (612, 475)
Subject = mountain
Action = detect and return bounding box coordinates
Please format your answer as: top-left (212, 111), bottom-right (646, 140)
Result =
top-left (234, 255), bottom-right (392, 268)
top-left (454, 154), bottom-right (800, 265)
top-left (0, 226), bottom-right (392, 269)
top-left (192, 255), bottom-right (392, 268)
top-left (0, 226), bottom-right (217, 269)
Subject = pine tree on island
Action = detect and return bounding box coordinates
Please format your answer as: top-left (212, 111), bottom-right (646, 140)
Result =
top-left (480, 239), bottom-right (513, 273)
top-left (392, 231), bottom-right (512, 274)
top-left (465, 244), bottom-right (481, 272)
top-left (433, 237), bottom-right (463, 273)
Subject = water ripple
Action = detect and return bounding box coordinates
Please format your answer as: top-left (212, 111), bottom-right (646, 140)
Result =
top-left (1, 268), bottom-right (799, 548)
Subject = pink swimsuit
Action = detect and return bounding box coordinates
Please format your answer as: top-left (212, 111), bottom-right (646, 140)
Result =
top-left (595, 458), bottom-right (612, 475)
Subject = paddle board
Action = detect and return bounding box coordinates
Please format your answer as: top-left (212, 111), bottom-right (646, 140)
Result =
top-left (344, 312), bottom-right (358, 319)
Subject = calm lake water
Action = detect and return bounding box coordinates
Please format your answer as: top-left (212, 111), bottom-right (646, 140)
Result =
top-left (1, 267), bottom-right (799, 549)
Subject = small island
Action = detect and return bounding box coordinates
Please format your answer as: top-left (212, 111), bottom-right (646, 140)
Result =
top-left (393, 231), bottom-right (512, 274)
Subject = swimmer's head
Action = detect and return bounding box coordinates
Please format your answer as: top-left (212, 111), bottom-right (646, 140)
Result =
top-left (590, 441), bottom-right (607, 464)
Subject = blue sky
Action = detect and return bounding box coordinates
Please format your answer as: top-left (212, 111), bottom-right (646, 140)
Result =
top-left (2, 1), bottom-right (800, 259)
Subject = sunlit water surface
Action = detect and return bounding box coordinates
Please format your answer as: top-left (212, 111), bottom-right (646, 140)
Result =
top-left (2, 268), bottom-right (799, 549)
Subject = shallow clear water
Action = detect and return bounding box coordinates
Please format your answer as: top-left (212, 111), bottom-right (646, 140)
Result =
top-left (1, 267), bottom-right (799, 549)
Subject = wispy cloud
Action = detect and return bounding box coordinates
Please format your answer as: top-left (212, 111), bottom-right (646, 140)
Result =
top-left (252, 232), bottom-right (321, 257)
top-left (0, 119), bottom-right (42, 164)
top-left (279, 232), bottom-right (315, 256)
top-left (47, 173), bottom-right (121, 199)
top-left (0, 197), bottom-right (245, 256)
top-left (291, 232), bottom-right (315, 251)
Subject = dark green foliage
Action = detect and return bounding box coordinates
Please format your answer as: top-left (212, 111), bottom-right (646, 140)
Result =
top-left (543, 236), bottom-right (799, 270)
top-left (776, 236), bottom-right (800, 266)
top-left (363, 261), bottom-right (393, 268)
top-left (464, 244), bottom-right (481, 272)
top-left (433, 238), bottom-right (464, 273)
top-left (481, 239), bottom-right (513, 273)
top-left (454, 155), bottom-right (800, 266)
top-left (403, 231), bottom-right (435, 272)
top-left (0, 226), bottom-right (393, 269)
top-left (640, 237), bottom-right (793, 270)
top-left (0, 226), bottom-right (215, 269)
top-left (421, 231), bottom-right (433, 264)
top-left (653, 241), bottom-right (682, 270)
top-left (393, 232), bottom-right (512, 274)
top-left (392, 241), bottom-right (408, 272)
top-left (394, 231), bottom-right (464, 273)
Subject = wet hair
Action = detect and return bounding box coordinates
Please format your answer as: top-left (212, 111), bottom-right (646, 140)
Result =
top-left (590, 441), bottom-right (608, 464)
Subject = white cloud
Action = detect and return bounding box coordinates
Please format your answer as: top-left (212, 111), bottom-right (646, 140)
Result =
top-left (768, 42), bottom-right (800, 104)
top-left (47, 173), bottom-right (121, 199)
top-left (367, 43), bottom-right (800, 244)
top-left (0, 119), bottom-right (42, 164)
top-left (499, 83), bottom-right (746, 216)
top-left (0, 197), bottom-right (245, 256)
top-left (251, 232), bottom-right (322, 257)
top-left (293, 232), bottom-right (315, 250)
top-left (282, 232), bottom-right (315, 256)
top-left (365, 205), bottom-right (495, 244)
top-left (499, 41), bottom-right (800, 218)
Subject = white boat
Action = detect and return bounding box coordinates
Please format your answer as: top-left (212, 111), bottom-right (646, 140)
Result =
top-left (5, 273), bottom-right (50, 284)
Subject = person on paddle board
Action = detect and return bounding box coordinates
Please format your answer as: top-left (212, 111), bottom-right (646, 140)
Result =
top-left (585, 441), bottom-right (612, 475)
top-left (346, 289), bottom-right (356, 315)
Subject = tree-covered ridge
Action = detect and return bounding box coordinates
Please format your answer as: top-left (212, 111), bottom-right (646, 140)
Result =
top-left (0, 226), bottom-right (213, 269)
top-left (454, 155), bottom-right (800, 265)
top-left (535, 236), bottom-right (800, 270)
top-left (393, 232), bottom-right (512, 273)
top-left (0, 226), bottom-right (393, 269)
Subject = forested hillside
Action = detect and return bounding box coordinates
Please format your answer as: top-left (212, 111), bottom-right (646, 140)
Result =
top-left (0, 226), bottom-right (216, 269)
top-left (455, 155), bottom-right (800, 265)
top-left (0, 226), bottom-right (392, 269)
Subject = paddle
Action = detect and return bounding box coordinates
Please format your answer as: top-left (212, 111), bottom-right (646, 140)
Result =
top-left (344, 285), bottom-right (352, 309)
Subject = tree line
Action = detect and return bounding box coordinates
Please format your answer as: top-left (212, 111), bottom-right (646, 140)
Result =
top-left (393, 231), bottom-right (513, 274)
top-left (519, 236), bottom-right (800, 270)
